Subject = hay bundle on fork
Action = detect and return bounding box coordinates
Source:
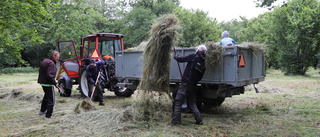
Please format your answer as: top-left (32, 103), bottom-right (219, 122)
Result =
top-left (138, 14), bottom-right (180, 93)
top-left (126, 14), bottom-right (180, 122)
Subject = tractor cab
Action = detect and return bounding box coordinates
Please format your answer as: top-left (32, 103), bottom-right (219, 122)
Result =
top-left (81, 33), bottom-right (124, 63)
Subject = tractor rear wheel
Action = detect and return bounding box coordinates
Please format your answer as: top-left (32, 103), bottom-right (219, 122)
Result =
top-left (58, 79), bottom-right (71, 97)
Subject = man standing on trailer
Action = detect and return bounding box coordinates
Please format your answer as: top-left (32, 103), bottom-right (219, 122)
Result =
top-left (38, 50), bottom-right (60, 120)
top-left (86, 59), bottom-right (106, 106)
top-left (171, 45), bottom-right (207, 125)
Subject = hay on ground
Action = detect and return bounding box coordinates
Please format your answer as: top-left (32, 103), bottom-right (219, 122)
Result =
top-left (74, 99), bottom-right (96, 114)
top-left (123, 91), bottom-right (172, 122)
top-left (0, 89), bottom-right (42, 102)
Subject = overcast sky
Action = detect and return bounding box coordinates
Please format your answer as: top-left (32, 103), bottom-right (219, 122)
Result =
top-left (179, 0), bottom-right (269, 22)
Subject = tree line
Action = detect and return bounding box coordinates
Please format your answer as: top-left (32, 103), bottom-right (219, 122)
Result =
top-left (1, 0), bottom-right (319, 75)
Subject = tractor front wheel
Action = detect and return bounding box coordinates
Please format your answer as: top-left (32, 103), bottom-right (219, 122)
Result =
top-left (58, 79), bottom-right (71, 97)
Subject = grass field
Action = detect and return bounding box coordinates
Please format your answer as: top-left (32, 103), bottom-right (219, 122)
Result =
top-left (0, 69), bottom-right (319, 136)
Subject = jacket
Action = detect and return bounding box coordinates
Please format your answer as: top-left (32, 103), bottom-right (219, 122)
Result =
top-left (86, 61), bottom-right (105, 84)
top-left (220, 37), bottom-right (237, 46)
top-left (38, 58), bottom-right (57, 85)
top-left (174, 51), bottom-right (206, 85)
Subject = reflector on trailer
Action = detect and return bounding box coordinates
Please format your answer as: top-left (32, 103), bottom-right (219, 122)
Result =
top-left (238, 52), bottom-right (246, 68)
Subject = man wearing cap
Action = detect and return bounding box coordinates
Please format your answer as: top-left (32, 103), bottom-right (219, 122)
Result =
top-left (171, 45), bottom-right (207, 125)
top-left (220, 31), bottom-right (238, 46)
top-left (86, 59), bottom-right (106, 106)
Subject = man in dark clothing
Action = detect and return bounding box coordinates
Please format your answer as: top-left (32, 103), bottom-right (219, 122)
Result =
top-left (171, 45), bottom-right (207, 125)
top-left (86, 59), bottom-right (106, 106)
top-left (38, 51), bottom-right (60, 120)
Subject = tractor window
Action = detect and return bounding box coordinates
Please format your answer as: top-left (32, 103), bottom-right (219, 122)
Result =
top-left (83, 38), bottom-right (96, 58)
top-left (58, 41), bottom-right (75, 61)
top-left (99, 38), bottom-right (121, 58)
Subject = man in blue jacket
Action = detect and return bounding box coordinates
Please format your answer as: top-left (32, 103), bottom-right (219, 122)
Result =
top-left (220, 31), bottom-right (238, 46)
top-left (86, 59), bottom-right (106, 106)
top-left (171, 45), bottom-right (207, 125)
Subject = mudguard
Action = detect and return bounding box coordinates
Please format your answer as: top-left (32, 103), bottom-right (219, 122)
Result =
top-left (60, 75), bottom-right (73, 89)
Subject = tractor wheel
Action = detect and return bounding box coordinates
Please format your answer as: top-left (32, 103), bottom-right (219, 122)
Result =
top-left (79, 68), bottom-right (90, 98)
top-left (58, 79), bottom-right (71, 97)
top-left (202, 97), bottom-right (225, 107)
top-left (114, 79), bottom-right (134, 97)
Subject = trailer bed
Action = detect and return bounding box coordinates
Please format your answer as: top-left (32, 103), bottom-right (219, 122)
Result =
top-left (115, 46), bottom-right (265, 87)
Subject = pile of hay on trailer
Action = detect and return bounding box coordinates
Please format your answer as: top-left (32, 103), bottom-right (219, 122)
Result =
top-left (125, 41), bottom-right (148, 51)
top-left (240, 42), bottom-right (267, 52)
top-left (204, 41), bottom-right (223, 72)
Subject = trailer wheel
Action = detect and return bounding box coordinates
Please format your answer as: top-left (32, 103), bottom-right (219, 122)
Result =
top-left (114, 87), bottom-right (133, 97)
top-left (114, 79), bottom-right (134, 97)
top-left (202, 97), bottom-right (225, 107)
top-left (79, 69), bottom-right (89, 97)
top-left (58, 79), bottom-right (71, 97)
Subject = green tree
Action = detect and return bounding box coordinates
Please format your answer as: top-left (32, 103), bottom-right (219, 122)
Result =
top-left (270, 0), bottom-right (320, 75)
top-left (0, 0), bottom-right (53, 67)
top-left (174, 8), bottom-right (220, 47)
top-left (21, 0), bottom-right (127, 66)
top-left (121, 0), bottom-right (179, 48)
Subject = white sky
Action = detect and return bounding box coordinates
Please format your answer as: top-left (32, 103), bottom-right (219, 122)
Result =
top-left (179, 0), bottom-right (269, 22)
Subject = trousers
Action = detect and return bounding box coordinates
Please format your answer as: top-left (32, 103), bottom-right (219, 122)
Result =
top-left (40, 86), bottom-right (55, 118)
top-left (88, 83), bottom-right (103, 103)
top-left (171, 83), bottom-right (202, 124)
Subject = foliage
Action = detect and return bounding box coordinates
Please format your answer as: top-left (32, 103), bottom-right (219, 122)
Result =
top-left (269, 0), bottom-right (320, 75)
top-left (0, 67), bottom-right (37, 74)
top-left (1, 0), bottom-right (320, 76)
top-left (174, 8), bottom-right (220, 47)
top-left (220, 0), bottom-right (320, 75)
top-left (0, 0), bottom-right (53, 67)
top-left (121, 0), bottom-right (179, 48)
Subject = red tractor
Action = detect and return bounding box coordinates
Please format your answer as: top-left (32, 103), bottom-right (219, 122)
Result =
top-left (56, 33), bottom-right (134, 97)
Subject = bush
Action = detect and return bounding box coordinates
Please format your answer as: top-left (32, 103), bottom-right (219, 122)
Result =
top-left (0, 67), bottom-right (37, 74)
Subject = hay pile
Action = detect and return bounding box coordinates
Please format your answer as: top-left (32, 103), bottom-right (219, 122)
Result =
top-left (74, 99), bottom-right (96, 114)
top-left (205, 41), bottom-right (223, 72)
top-left (240, 42), bottom-right (266, 52)
top-left (123, 92), bottom-right (172, 122)
top-left (0, 89), bottom-right (42, 103)
top-left (138, 14), bottom-right (180, 93)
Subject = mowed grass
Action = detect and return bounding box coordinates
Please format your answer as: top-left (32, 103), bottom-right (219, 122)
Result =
top-left (0, 69), bottom-right (319, 136)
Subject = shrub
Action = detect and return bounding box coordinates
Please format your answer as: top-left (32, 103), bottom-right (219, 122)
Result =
top-left (0, 67), bottom-right (37, 74)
